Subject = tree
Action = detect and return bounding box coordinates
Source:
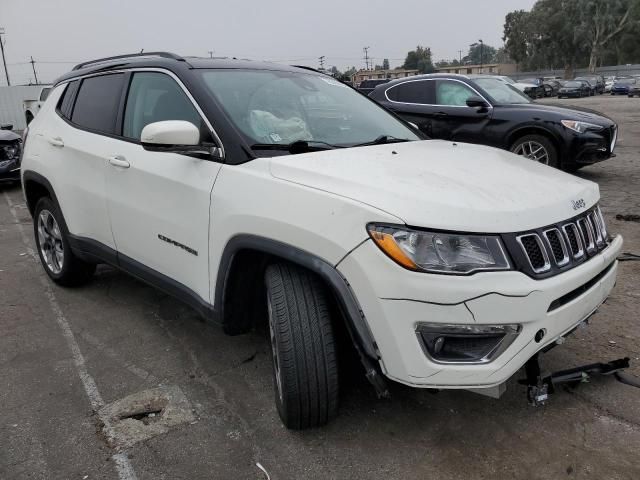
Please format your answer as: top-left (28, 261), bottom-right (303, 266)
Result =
top-left (382, 58), bottom-right (390, 70)
top-left (578, 0), bottom-right (639, 71)
top-left (503, 0), bottom-right (640, 75)
top-left (464, 43), bottom-right (497, 65)
top-left (402, 46), bottom-right (435, 73)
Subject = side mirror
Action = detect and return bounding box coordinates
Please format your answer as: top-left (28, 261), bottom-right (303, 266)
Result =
top-left (141, 120), bottom-right (200, 147)
top-left (466, 96), bottom-right (489, 109)
top-left (1, 123), bottom-right (13, 131)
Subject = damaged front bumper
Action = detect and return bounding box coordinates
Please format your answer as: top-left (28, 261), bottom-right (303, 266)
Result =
top-left (337, 234), bottom-right (623, 393)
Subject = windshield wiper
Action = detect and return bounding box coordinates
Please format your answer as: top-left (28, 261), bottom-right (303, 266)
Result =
top-left (250, 140), bottom-right (343, 154)
top-left (352, 135), bottom-right (413, 147)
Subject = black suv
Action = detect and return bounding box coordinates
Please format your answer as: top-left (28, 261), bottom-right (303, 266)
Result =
top-left (369, 73), bottom-right (617, 171)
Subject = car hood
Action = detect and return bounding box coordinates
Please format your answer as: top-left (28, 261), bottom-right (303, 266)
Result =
top-left (0, 129), bottom-right (20, 142)
top-left (269, 140), bottom-right (599, 233)
top-left (497, 103), bottom-right (614, 125)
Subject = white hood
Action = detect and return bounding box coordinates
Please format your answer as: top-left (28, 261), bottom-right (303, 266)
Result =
top-left (269, 140), bottom-right (599, 233)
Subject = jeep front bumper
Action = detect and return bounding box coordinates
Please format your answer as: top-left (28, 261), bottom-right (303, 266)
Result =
top-left (337, 234), bottom-right (622, 390)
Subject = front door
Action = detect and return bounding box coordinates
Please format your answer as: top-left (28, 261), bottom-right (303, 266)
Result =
top-left (105, 71), bottom-right (222, 303)
top-left (428, 79), bottom-right (492, 143)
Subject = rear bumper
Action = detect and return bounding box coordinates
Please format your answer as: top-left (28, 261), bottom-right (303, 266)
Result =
top-left (337, 235), bottom-right (622, 389)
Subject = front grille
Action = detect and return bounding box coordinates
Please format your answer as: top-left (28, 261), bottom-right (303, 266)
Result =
top-left (507, 206), bottom-right (609, 279)
top-left (517, 234), bottom-right (549, 272)
top-left (543, 228), bottom-right (569, 266)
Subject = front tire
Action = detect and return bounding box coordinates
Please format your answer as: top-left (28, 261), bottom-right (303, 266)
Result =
top-left (33, 197), bottom-right (95, 286)
top-left (265, 263), bottom-right (339, 429)
top-left (510, 134), bottom-right (559, 168)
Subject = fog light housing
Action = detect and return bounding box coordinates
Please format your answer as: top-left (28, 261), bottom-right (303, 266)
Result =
top-left (416, 323), bottom-right (521, 364)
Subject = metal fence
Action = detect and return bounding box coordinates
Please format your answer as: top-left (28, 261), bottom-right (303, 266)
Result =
top-left (510, 64), bottom-right (640, 80)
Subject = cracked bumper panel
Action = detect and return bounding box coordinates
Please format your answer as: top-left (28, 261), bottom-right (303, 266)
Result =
top-left (336, 235), bottom-right (622, 388)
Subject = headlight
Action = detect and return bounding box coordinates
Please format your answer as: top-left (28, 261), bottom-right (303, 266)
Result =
top-left (367, 224), bottom-right (511, 274)
top-left (561, 120), bottom-right (604, 133)
top-left (1, 144), bottom-right (19, 160)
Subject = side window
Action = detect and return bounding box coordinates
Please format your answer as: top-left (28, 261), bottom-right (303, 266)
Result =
top-left (39, 88), bottom-right (52, 102)
top-left (57, 80), bottom-right (80, 119)
top-left (386, 80), bottom-right (434, 104)
top-left (123, 72), bottom-right (204, 141)
top-left (436, 80), bottom-right (476, 106)
top-left (71, 74), bottom-right (125, 134)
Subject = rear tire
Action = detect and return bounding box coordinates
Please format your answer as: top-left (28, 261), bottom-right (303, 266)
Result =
top-left (510, 134), bottom-right (559, 168)
top-left (33, 197), bottom-right (96, 286)
top-left (265, 263), bottom-right (339, 429)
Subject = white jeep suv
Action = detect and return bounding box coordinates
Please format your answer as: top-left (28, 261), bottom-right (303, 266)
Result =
top-left (21, 52), bottom-right (622, 429)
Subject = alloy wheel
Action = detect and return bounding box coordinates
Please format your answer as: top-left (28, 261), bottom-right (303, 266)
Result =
top-left (37, 209), bottom-right (64, 274)
top-left (512, 141), bottom-right (550, 165)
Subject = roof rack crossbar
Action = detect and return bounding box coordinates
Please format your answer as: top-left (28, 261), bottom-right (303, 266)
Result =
top-left (73, 52), bottom-right (184, 71)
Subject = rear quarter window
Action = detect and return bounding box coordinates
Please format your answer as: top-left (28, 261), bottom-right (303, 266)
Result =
top-left (56, 80), bottom-right (80, 119)
top-left (71, 74), bottom-right (125, 134)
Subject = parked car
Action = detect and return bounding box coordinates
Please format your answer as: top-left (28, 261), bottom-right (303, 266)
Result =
top-left (369, 73), bottom-right (617, 171)
top-left (543, 80), bottom-right (561, 97)
top-left (575, 76), bottom-right (604, 95)
top-left (628, 82), bottom-right (640, 97)
top-left (518, 78), bottom-right (546, 98)
top-left (21, 53), bottom-right (622, 429)
top-left (0, 124), bottom-right (22, 183)
top-left (611, 77), bottom-right (636, 95)
top-left (23, 85), bottom-right (53, 125)
top-left (357, 78), bottom-right (390, 95)
top-left (558, 80), bottom-right (590, 98)
top-left (604, 77), bottom-right (615, 93)
top-left (574, 77), bottom-right (596, 96)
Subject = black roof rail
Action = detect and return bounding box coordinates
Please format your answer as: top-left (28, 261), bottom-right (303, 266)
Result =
top-left (73, 52), bottom-right (185, 71)
top-left (291, 65), bottom-right (331, 76)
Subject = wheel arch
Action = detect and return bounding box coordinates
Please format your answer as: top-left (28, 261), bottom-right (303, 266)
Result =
top-left (214, 234), bottom-right (380, 364)
top-left (506, 125), bottom-right (565, 162)
top-left (22, 170), bottom-right (59, 217)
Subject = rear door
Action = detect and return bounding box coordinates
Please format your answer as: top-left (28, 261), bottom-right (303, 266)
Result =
top-left (105, 70), bottom-right (222, 303)
top-left (40, 74), bottom-right (125, 251)
top-left (381, 79), bottom-right (436, 136)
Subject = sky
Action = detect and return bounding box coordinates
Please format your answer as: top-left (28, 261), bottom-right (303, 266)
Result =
top-left (0, 0), bottom-right (536, 85)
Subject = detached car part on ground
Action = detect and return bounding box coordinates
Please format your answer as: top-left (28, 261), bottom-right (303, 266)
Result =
top-left (0, 125), bottom-right (22, 183)
top-left (369, 73), bottom-right (617, 172)
top-left (21, 52), bottom-right (628, 429)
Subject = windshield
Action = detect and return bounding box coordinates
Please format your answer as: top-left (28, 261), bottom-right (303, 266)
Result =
top-left (473, 78), bottom-right (532, 104)
top-left (616, 78), bottom-right (636, 85)
top-left (563, 81), bottom-right (582, 87)
top-left (198, 69), bottom-right (420, 151)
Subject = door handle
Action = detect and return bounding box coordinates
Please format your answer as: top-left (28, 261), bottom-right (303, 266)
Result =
top-left (432, 112), bottom-right (449, 118)
top-left (48, 136), bottom-right (64, 147)
top-left (108, 155), bottom-right (130, 169)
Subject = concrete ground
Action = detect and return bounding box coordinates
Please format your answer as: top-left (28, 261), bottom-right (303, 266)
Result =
top-left (1, 96), bottom-right (639, 480)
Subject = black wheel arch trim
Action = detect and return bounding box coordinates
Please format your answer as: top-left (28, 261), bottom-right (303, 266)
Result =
top-left (214, 234), bottom-right (380, 362)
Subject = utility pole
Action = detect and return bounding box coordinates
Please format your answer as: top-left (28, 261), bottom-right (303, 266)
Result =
top-left (208, 50), bottom-right (214, 59)
top-left (30, 56), bottom-right (39, 85)
top-left (0, 28), bottom-right (10, 86)
top-left (458, 50), bottom-right (463, 63)
top-left (318, 55), bottom-right (325, 70)
top-left (363, 46), bottom-right (370, 70)
top-left (479, 39), bottom-right (484, 73)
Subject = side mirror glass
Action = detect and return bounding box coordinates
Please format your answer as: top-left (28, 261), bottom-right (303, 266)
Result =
top-left (1, 123), bottom-right (13, 131)
top-left (466, 96), bottom-right (489, 109)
